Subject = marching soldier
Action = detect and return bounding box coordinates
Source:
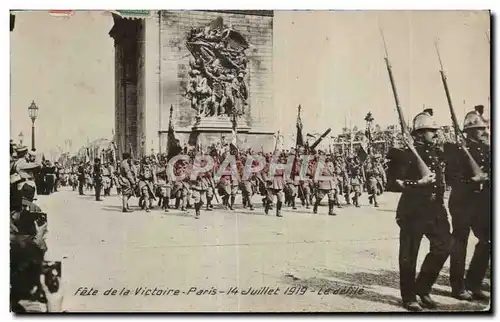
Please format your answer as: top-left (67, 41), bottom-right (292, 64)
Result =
top-left (389, 109), bottom-right (453, 311)
top-left (173, 160), bottom-right (190, 211)
top-left (101, 162), bottom-right (113, 197)
top-left (118, 153), bottom-right (136, 212)
top-left (78, 161), bottom-right (85, 196)
top-left (348, 157), bottom-right (363, 207)
top-left (447, 105), bottom-right (490, 301)
top-left (365, 156), bottom-right (381, 207)
top-left (312, 156), bottom-right (338, 216)
top-left (156, 158), bottom-right (172, 212)
top-left (93, 158), bottom-right (103, 201)
top-left (202, 171), bottom-right (215, 211)
top-left (264, 154), bottom-right (286, 217)
top-left (240, 158), bottom-right (255, 211)
top-left (218, 172), bottom-right (234, 210)
top-left (190, 173), bottom-right (206, 219)
top-left (138, 156), bottom-right (157, 212)
top-left (298, 154), bottom-right (313, 209)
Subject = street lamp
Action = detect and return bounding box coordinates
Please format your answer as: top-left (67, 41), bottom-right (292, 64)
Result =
top-left (28, 101), bottom-right (39, 150)
top-left (18, 131), bottom-right (24, 145)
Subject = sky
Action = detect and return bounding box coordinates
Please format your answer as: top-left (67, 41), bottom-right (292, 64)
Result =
top-left (10, 10), bottom-right (490, 155)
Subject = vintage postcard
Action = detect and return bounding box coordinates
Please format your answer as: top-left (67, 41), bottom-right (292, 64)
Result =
top-left (9, 9), bottom-right (491, 313)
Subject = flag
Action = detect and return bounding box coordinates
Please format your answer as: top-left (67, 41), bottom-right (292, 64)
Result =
top-left (296, 105), bottom-right (304, 147)
top-left (357, 135), bottom-right (370, 163)
top-left (166, 105), bottom-right (182, 160)
top-left (229, 117), bottom-right (239, 155)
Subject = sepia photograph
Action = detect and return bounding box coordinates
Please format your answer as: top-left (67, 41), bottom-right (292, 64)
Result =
top-left (9, 8), bottom-right (491, 313)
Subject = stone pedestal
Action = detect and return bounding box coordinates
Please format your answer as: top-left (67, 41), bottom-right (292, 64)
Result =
top-left (191, 116), bottom-right (250, 133)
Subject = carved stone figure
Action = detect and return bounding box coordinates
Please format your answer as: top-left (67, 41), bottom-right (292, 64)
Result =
top-left (185, 17), bottom-right (250, 117)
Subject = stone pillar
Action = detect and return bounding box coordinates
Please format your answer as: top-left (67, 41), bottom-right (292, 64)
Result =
top-left (142, 12), bottom-right (161, 154)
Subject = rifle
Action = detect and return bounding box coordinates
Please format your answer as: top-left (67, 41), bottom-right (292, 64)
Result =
top-left (380, 27), bottom-right (433, 178)
top-left (310, 128), bottom-right (332, 151)
top-left (434, 40), bottom-right (486, 181)
top-left (208, 174), bottom-right (220, 204)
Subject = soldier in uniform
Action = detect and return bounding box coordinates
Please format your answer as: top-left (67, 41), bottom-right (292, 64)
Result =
top-left (447, 105), bottom-right (490, 301)
top-left (348, 157), bottom-right (363, 207)
top-left (297, 155), bottom-right (313, 209)
top-left (93, 158), bottom-right (103, 201)
top-left (202, 171), bottom-right (215, 211)
top-left (190, 173), bottom-right (206, 219)
top-left (155, 158), bottom-right (172, 212)
top-left (173, 160), bottom-right (190, 211)
top-left (312, 157), bottom-right (338, 216)
top-left (118, 153), bottom-right (136, 212)
top-left (138, 156), bottom-right (157, 212)
top-left (365, 156), bottom-right (381, 207)
top-left (389, 109), bottom-right (453, 311)
top-left (240, 157), bottom-right (255, 210)
top-left (101, 161), bottom-right (113, 197)
top-left (218, 172), bottom-right (233, 210)
top-left (264, 155), bottom-right (286, 217)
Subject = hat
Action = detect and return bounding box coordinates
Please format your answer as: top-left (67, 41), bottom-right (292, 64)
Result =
top-left (412, 108), bottom-right (439, 132)
top-left (28, 150), bottom-right (36, 157)
top-left (20, 183), bottom-right (36, 205)
top-left (463, 105), bottom-right (488, 130)
top-left (16, 145), bottom-right (28, 154)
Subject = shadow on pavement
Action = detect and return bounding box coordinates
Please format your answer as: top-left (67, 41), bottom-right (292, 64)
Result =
top-left (281, 268), bottom-right (487, 312)
top-left (281, 271), bottom-right (403, 310)
top-left (434, 267), bottom-right (490, 292)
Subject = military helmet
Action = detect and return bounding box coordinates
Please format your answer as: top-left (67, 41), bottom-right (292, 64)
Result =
top-left (463, 105), bottom-right (488, 130)
top-left (412, 108), bottom-right (439, 132)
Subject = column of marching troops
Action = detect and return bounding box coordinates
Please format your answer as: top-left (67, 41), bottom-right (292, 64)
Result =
top-left (64, 145), bottom-right (387, 219)
top-left (10, 104), bottom-right (490, 311)
top-left (67, 105), bottom-right (489, 311)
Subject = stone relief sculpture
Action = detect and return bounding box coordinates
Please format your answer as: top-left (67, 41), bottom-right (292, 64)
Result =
top-left (185, 16), bottom-right (249, 118)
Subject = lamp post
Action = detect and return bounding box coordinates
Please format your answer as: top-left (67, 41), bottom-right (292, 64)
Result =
top-left (18, 131), bottom-right (24, 146)
top-left (28, 101), bottom-right (39, 150)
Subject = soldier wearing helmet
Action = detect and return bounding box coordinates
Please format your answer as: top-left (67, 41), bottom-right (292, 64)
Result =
top-left (447, 105), bottom-right (490, 302)
top-left (389, 108), bottom-right (453, 312)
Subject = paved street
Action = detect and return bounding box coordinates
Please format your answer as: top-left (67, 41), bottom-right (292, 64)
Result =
top-left (37, 187), bottom-right (490, 312)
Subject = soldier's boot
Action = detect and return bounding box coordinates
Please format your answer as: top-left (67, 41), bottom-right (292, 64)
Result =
top-left (345, 192), bottom-right (351, 205)
top-left (313, 200), bottom-right (319, 214)
top-left (305, 196), bottom-right (310, 209)
top-left (248, 198), bottom-right (254, 211)
top-left (264, 199), bottom-right (270, 215)
top-left (354, 194), bottom-right (360, 207)
top-left (373, 195), bottom-right (379, 207)
top-left (222, 196), bottom-right (228, 209)
top-left (328, 200), bottom-right (337, 216)
top-left (122, 197), bottom-right (133, 213)
top-left (335, 195), bottom-right (342, 208)
top-left (230, 195), bottom-right (236, 210)
top-left (158, 198), bottom-right (162, 207)
top-left (145, 199), bottom-right (153, 212)
top-left (175, 198), bottom-right (180, 209)
top-left (180, 197), bottom-right (187, 212)
top-left (276, 201), bottom-right (283, 217)
top-left (242, 196), bottom-right (247, 208)
top-left (292, 197), bottom-right (297, 210)
top-left (194, 202), bottom-right (202, 219)
top-left (368, 195), bottom-right (373, 204)
top-left (301, 198), bottom-right (305, 207)
top-left (163, 197), bottom-right (170, 212)
top-left (206, 197), bottom-right (213, 211)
